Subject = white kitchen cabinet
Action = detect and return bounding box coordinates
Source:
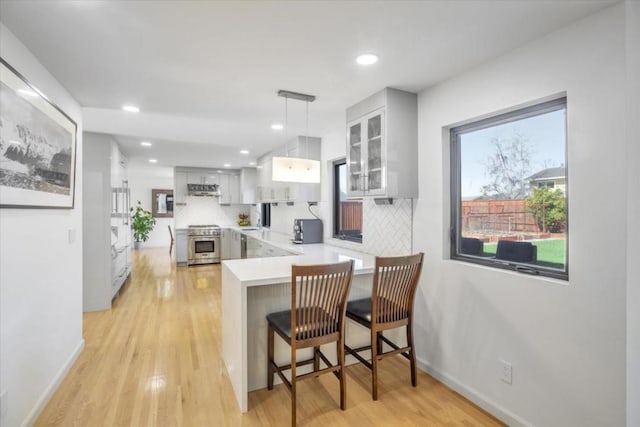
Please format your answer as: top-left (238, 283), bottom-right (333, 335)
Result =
top-left (221, 228), bottom-right (232, 260)
top-left (221, 228), bottom-right (243, 260)
top-left (187, 171), bottom-right (219, 185)
top-left (176, 229), bottom-right (188, 265)
top-left (83, 132), bottom-right (132, 312)
top-left (219, 173), bottom-right (241, 205)
top-left (346, 87), bottom-right (418, 199)
top-left (240, 167), bottom-right (256, 204)
top-left (174, 171), bottom-right (188, 206)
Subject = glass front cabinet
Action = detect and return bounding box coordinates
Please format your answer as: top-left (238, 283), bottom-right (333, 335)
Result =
top-left (347, 108), bottom-right (386, 197)
top-left (346, 87), bottom-right (418, 199)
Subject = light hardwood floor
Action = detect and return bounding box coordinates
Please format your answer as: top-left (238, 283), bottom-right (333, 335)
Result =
top-left (36, 248), bottom-right (504, 426)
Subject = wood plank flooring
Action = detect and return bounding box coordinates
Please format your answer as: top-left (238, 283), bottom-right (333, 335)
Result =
top-left (35, 248), bottom-right (504, 426)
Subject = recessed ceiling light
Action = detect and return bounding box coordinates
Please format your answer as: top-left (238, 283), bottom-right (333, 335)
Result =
top-left (18, 89), bottom-right (38, 97)
top-left (141, 141), bottom-right (152, 147)
top-left (217, 170), bottom-right (223, 173)
top-left (356, 53), bottom-right (378, 65)
top-left (271, 123), bottom-right (284, 130)
top-left (148, 158), bottom-right (157, 163)
top-left (223, 163), bottom-right (231, 167)
top-left (256, 165), bottom-right (263, 169)
top-left (240, 149), bottom-right (249, 155)
top-left (122, 105), bottom-right (140, 113)
top-left (249, 162), bottom-right (256, 166)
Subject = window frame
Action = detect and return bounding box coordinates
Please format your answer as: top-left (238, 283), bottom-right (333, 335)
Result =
top-left (333, 159), bottom-right (362, 243)
top-left (261, 203), bottom-right (271, 228)
top-left (450, 97), bottom-right (569, 280)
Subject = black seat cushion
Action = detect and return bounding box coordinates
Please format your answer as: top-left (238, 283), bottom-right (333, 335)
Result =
top-left (346, 297), bottom-right (409, 325)
top-left (346, 298), bottom-right (374, 323)
top-left (460, 237), bottom-right (484, 255)
top-left (495, 240), bottom-right (537, 263)
top-left (267, 307), bottom-right (337, 339)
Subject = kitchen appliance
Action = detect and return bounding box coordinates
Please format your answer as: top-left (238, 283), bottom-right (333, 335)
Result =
top-left (187, 225), bottom-right (221, 265)
top-left (187, 184), bottom-right (221, 197)
top-left (292, 219), bottom-right (323, 244)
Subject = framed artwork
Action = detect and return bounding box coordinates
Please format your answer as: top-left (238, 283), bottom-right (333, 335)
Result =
top-left (152, 188), bottom-right (174, 218)
top-left (0, 57), bottom-right (78, 208)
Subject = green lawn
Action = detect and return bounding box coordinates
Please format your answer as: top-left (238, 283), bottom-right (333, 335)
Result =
top-left (482, 239), bottom-right (565, 269)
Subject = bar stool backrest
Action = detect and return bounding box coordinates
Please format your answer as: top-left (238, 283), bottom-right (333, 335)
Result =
top-left (372, 253), bottom-right (424, 326)
top-left (291, 260), bottom-right (354, 342)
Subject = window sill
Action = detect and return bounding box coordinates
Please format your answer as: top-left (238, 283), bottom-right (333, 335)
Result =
top-left (447, 257), bottom-right (570, 286)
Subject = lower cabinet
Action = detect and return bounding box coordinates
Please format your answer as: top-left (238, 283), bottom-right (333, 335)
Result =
top-left (176, 229), bottom-right (188, 265)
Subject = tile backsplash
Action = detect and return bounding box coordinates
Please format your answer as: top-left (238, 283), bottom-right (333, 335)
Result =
top-left (174, 196), bottom-right (252, 228)
top-left (270, 198), bottom-right (414, 256)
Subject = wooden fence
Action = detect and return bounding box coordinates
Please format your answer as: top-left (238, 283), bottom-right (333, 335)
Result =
top-left (461, 199), bottom-right (538, 234)
top-left (340, 201), bottom-right (362, 231)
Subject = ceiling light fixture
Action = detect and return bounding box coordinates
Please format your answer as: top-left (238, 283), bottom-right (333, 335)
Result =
top-left (224, 163), bottom-right (231, 167)
top-left (249, 162), bottom-right (256, 166)
top-left (356, 53), bottom-right (378, 65)
top-left (240, 150), bottom-right (249, 155)
top-left (149, 158), bottom-right (157, 163)
top-left (122, 105), bottom-right (140, 113)
top-left (271, 123), bottom-right (284, 130)
top-left (141, 141), bottom-right (152, 147)
top-left (272, 90), bottom-right (320, 184)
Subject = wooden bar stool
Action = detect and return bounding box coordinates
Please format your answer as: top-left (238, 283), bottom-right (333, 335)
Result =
top-left (344, 253), bottom-right (424, 400)
top-left (267, 260), bottom-right (354, 426)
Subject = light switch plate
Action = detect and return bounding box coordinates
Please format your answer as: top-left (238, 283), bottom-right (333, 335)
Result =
top-left (68, 228), bottom-right (76, 244)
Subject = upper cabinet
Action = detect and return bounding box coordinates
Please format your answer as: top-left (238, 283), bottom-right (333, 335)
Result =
top-left (219, 172), bottom-right (241, 205)
top-left (187, 171), bottom-right (219, 185)
top-left (346, 87), bottom-right (418, 199)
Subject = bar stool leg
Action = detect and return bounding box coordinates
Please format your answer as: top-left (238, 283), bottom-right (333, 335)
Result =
top-left (313, 346), bottom-right (320, 372)
top-left (407, 321), bottom-right (417, 387)
top-left (337, 338), bottom-right (347, 410)
top-left (267, 324), bottom-right (274, 390)
top-left (370, 328), bottom-right (379, 400)
top-left (376, 331), bottom-right (383, 354)
top-left (291, 346), bottom-right (297, 427)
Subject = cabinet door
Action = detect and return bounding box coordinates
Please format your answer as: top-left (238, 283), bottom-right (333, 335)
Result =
top-left (346, 120), bottom-right (365, 197)
top-left (218, 174), bottom-right (230, 204)
top-left (365, 109), bottom-right (385, 195)
top-left (175, 171), bottom-right (188, 205)
top-left (229, 174), bottom-right (240, 204)
top-left (221, 228), bottom-right (232, 260)
top-left (176, 230), bottom-right (188, 265)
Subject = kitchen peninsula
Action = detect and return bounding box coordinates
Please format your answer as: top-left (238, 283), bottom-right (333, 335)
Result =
top-left (222, 229), bottom-right (399, 413)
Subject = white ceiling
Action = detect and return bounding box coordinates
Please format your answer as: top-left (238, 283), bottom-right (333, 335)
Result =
top-left (0, 0), bottom-right (616, 168)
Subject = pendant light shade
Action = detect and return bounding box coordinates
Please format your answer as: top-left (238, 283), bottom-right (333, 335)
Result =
top-left (272, 156), bottom-right (321, 183)
top-left (271, 90), bottom-right (321, 184)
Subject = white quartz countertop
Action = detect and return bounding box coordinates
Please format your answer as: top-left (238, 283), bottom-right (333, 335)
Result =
top-left (222, 228), bottom-right (375, 286)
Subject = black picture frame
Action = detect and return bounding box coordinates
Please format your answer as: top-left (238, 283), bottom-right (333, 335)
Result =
top-left (0, 57), bottom-right (78, 209)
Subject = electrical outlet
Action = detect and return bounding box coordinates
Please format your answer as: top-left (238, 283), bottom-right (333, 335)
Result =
top-left (500, 359), bottom-right (513, 384)
top-left (0, 389), bottom-right (7, 419)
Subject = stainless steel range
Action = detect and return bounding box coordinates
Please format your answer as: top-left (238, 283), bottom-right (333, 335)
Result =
top-left (187, 225), bottom-right (221, 265)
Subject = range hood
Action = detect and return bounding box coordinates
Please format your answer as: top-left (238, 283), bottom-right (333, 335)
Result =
top-left (187, 183), bottom-right (221, 197)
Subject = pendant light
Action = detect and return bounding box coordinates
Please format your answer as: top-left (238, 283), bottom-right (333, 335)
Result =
top-left (271, 90), bottom-right (321, 184)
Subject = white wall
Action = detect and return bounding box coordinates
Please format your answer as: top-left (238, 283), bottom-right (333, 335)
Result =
top-left (626, 1), bottom-right (640, 425)
top-left (0, 24), bottom-right (84, 427)
top-left (413, 5), bottom-right (627, 426)
top-left (128, 163), bottom-right (174, 248)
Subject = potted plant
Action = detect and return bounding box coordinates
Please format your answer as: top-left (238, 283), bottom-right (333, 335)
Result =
top-left (131, 201), bottom-right (156, 249)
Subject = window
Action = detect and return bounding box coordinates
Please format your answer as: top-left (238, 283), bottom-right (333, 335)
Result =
top-left (333, 159), bottom-right (362, 242)
top-left (260, 203), bottom-right (271, 228)
top-left (450, 97), bottom-right (568, 280)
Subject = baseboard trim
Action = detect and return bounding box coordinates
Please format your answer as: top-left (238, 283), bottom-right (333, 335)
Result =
top-left (21, 339), bottom-right (85, 427)
top-left (416, 356), bottom-right (531, 427)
